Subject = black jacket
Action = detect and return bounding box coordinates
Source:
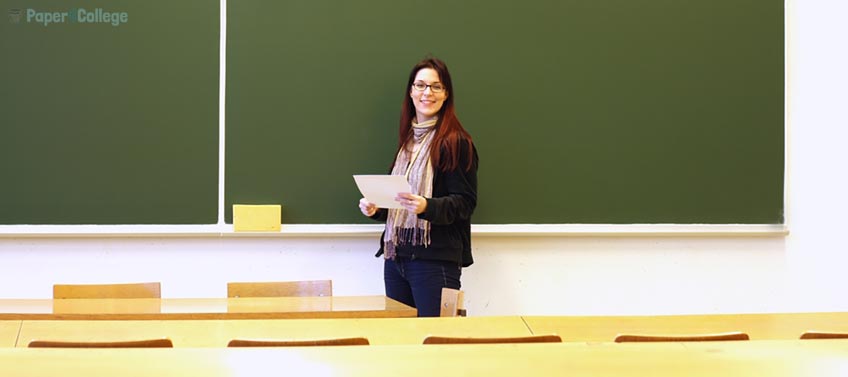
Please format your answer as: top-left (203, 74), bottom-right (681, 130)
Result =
top-left (372, 139), bottom-right (478, 267)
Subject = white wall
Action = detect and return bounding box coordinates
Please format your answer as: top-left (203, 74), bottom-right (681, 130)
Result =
top-left (782, 0), bottom-right (848, 313)
top-left (1, 1), bottom-right (846, 316)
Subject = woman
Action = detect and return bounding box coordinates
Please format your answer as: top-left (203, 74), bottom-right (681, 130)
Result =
top-left (358, 57), bottom-right (478, 317)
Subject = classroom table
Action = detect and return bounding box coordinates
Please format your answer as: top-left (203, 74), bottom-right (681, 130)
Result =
top-left (0, 321), bottom-right (21, 347)
top-left (0, 296), bottom-right (415, 320)
top-left (14, 316), bottom-right (531, 347)
top-left (0, 340), bottom-right (846, 377)
top-left (522, 312), bottom-right (848, 342)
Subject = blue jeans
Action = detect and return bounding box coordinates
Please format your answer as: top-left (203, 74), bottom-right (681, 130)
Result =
top-left (384, 257), bottom-right (462, 317)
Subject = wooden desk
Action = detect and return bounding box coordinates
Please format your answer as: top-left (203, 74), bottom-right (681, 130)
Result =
top-left (523, 312), bottom-right (848, 341)
top-left (0, 340), bottom-right (846, 376)
top-left (0, 296), bottom-right (415, 320)
top-left (0, 321), bottom-right (21, 347)
top-left (16, 316), bottom-right (530, 347)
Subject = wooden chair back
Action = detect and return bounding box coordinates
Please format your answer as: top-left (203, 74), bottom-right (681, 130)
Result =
top-left (800, 331), bottom-right (848, 339)
top-left (28, 338), bottom-right (173, 348)
top-left (423, 334), bottom-right (562, 345)
top-left (227, 280), bottom-right (332, 298)
top-left (614, 332), bottom-right (750, 343)
top-left (53, 282), bottom-right (161, 299)
top-left (440, 287), bottom-right (466, 317)
top-left (228, 337), bottom-right (369, 347)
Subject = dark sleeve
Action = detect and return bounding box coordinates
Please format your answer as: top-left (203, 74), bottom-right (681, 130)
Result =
top-left (370, 208), bottom-right (388, 222)
top-left (419, 140), bottom-right (478, 225)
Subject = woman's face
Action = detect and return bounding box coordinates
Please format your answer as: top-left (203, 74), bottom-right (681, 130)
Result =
top-left (410, 68), bottom-right (448, 123)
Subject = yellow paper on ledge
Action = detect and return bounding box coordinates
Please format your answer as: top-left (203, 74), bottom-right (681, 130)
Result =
top-left (233, 205), bottom-right (281, 232)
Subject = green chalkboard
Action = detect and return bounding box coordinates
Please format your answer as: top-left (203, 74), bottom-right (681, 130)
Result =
top-left (0, 1), bottom-right (784, 226)
top-left (226, 0), bottom-right (784, 224)
top-left (0, 0), bottom-right (219, 224)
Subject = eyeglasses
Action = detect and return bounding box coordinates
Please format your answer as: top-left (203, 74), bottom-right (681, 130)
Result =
top-left (412, 81), bottom-right (446, 93)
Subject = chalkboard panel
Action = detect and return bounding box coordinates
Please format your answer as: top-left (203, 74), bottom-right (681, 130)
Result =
top-left (0, 0), bottom-right (219, 224)
top-left (226, 0), bottom-right (784, 224)
top-left (0, 0), bottom-right (783, 226)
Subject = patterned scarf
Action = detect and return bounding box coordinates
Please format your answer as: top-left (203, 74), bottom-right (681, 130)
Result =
top-left (383, 118), bottom-right (436, 259)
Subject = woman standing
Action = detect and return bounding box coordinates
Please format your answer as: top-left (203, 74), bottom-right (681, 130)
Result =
top-left (358, 57), bottom-right (478, 317)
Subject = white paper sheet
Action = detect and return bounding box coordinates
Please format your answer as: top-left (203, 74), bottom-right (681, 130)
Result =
top-left (353, 175), bottom-right (411, 209)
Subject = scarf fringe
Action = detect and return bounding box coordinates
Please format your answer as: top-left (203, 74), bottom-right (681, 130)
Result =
top-left (392, 226), bottom-right (430, 247)
top-left (384, 226), bottom-right (431, 260)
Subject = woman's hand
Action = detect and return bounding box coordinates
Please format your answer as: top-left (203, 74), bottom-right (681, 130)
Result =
top-left (395, 193), bottom-right (427, 214)
top-left (359, 198), bottom-right (377, 217)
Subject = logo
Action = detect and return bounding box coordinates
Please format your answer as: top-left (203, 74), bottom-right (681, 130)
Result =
top-left (8, 8), bottom-right (21, 24)
top-left (14, 8), bottom-right (129, 27)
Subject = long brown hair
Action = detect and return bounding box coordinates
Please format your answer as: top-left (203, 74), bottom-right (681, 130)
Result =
top-left (398, 57), bottom-right (474, 172)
